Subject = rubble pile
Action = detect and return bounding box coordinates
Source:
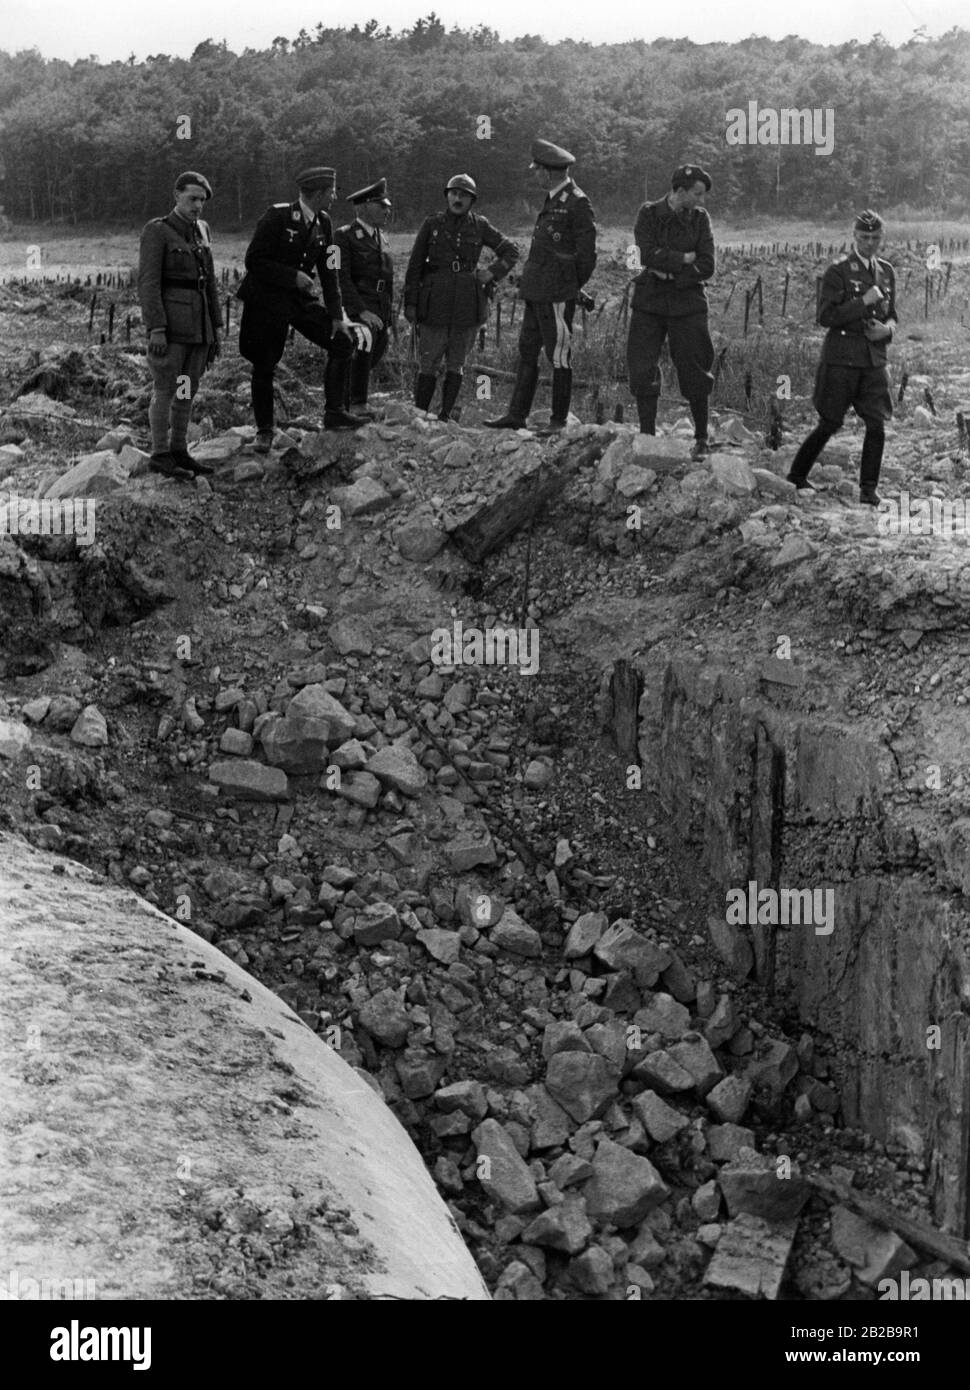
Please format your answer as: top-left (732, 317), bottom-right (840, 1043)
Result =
top-left (1, 363), bottom-right (968, 1299)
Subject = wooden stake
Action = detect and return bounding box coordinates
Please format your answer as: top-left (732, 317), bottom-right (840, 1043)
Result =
top-left (807, 1173), bottom-right (970, 1275)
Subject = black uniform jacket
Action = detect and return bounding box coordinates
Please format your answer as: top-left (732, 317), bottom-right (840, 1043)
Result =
top-left (818, 253), bottom-right (897, 368)
top-left (517, 179), bottom-right (596, 304)
top-left (631, 198), bottom-right (715, 317)
top-left (138, 211), bottom-right (220, 344)
top-left (334, 218), bottom-right (394, 323)
top-left (404, 211), bottom-right (518, 327)
top-left (237, 201), bottom-right (344, 322)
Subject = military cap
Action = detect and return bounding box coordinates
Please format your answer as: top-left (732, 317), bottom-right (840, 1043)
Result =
top-left (529, 139), bottom-right (575, 170)
top-left (348, 177), bottom-right (391, 206)
top-left (445, 173), bottom-right (478, 198)
top-left (174, 170), bottom-right (213, 200)
top-left (854, 208), bottom-right (884, 232)
top-left (295, 166), bottom-right (337, 191)
top-left (671, 164), bottom-right (712, 192)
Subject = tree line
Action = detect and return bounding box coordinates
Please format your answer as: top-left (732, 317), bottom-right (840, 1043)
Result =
top-left (2, 19), bottom-right (970, 229)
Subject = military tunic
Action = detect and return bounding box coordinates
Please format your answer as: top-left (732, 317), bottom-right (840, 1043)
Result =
top-left (627, 196), bottom-right (716, 404)
top-left (334, 216), bottom-right (395, 401)
top-left (236, 199), bottom-right (352, 431)
top-left (404, 211), bottom-right (517, 328)
top-left (516, 178), bottom-right (596, 371)
top-left (813, 251), bottom-right (897, 426)
top-left (405, 209), bottom-right (518, 377)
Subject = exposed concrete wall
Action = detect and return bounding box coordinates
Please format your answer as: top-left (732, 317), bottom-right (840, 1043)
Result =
top-left (0, 833), bottom-right (490, 1301)
top-left (648, 657), bottom-right (970, 1236)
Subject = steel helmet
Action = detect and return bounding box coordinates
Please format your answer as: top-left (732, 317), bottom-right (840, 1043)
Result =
top-left (445, 173), bottom-right (478, 199)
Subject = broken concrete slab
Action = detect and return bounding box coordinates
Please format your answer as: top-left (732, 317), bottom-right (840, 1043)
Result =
top-left (704, 1213), bottom-right (798, 1299)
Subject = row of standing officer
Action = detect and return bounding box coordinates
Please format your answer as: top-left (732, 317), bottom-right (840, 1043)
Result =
top-left (138, 161), bottom-right (897, 502)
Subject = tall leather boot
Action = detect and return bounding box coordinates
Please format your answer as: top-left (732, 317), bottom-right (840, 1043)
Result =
top-left (414, 372), bottom-right (437, 411)
top-left (323, 355), bottom-right (364, 429)
top-left (547, 367), bottom-right (573, 429)
top-left (688, 396), bottom-right (709, 459)
top-left (484, 359), bottom-right (539, 428)
top-left (634, 393), bottom-right (658, 435)
top-left (438, 371), bottom-right (463, 421)
top-left (348, 353), bottom-right (375, 420)
top-left (787, 420), bottom-right (837, 488)
top-left (859, 424), bottom-right (884, 505)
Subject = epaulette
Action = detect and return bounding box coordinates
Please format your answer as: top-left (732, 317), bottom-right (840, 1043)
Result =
top-left (570, 183), bottom-right (587, 199)
top-left (273, 202), bottom-right (289, 209)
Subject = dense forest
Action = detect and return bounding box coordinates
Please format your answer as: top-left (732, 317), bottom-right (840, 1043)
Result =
top-left (2, 18), bottom-right (970, 228)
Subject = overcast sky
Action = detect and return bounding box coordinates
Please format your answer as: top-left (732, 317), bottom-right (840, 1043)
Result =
top-left (3, 0), bottom-right (966, 61)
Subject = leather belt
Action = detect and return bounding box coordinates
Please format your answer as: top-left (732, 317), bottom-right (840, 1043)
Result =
top-left (162, 277), bottom-right (203, 292)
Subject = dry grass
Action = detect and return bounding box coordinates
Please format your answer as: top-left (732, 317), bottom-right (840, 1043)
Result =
top-left (4, 216), bottom-right (970, 432)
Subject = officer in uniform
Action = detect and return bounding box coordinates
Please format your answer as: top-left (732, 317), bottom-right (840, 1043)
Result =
top-left (137, 170), bottom-right (221, 479)
top-left (237, 166), bottom-right (361, 450)
top-left (334, 178), bottom-right (394, 419)
top-left (626, 164), bottom-right (716, 459)
top-left (787, 209), bottom-right (897, 505)
top-left (404, 174), bottom-right (518, 421)
top-left (485, 139), bottom-right (596, 433)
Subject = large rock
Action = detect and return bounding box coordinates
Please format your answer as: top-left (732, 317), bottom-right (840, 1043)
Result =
top-left (209, 760), bottom-right (290, 801)
top-left (69, 704), bottom-right (108, 747)
top-left (706, 1075), bottom-right (753, 1123)
top-left (0, 830), bottom-right (489, 1299)
top-left (744, 1038), bottom-right (799, 1102)
top-left (704, 1214), bottom-right (797, 1300)
top-left (711, 455), bottom-right (757, 496)
top-left (770, 534), bottom-right (817, 569)
top-left (830, 1206), bottom-right (916, 1286)
top-left (583, 1137), bottom-right (670, 1227)
top-left (395, 517), bottom-right (447, 562)
top-left (633, 993), bottom-right (691, 1040)
top-left (564, 911), bottom-right (607, 959)
top-left (521, 1197), bottom-right (592, 1254)
top-left (718, 1149), bottom-right (811, 1221)
top-left (354, 902), bottom-right (401, 945)
top-left (261, 685), bottom-right (355, 774)
top-left (667, 1034), bottom-right (723, 1095)
top-left (365, 743), bottom-right (428, 798)
top-left (593, 921), bottom-right (671, 986)
top-left (332, 477), bottom-right (393, 517)
top-left (544, 1051), bottom-right (619, 1122)
top-left (472, 1119), bottom-right (541, 1214)
top-left (632, 1090), bottom-right (689, 1143)
top-left (0, 718), bottom-right (31, 759)
top-left (616, 465), bottom-right (657, 499)
top-left (491, 907), bottom-right (542, 958)
top-left (446, 829), bottom-right (497, 872)
top-left (358, 988), bottom-right (410, 1049)
top-left (45, 451), bottom-right (129, 500)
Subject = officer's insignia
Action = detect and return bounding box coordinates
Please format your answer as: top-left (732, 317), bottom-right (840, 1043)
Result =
top-left (291, 210), bottom-right (301, 222)
top-left (355, 229), bottom-right (364, 239)
top-left (559, 192), bottom-right (568, 203)
top-left (850, 280), bottom-right (862, 293)
top-left (553, 232), bottom-right (561, 242)
top-left (850, 261), bottom-right (860, 270)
